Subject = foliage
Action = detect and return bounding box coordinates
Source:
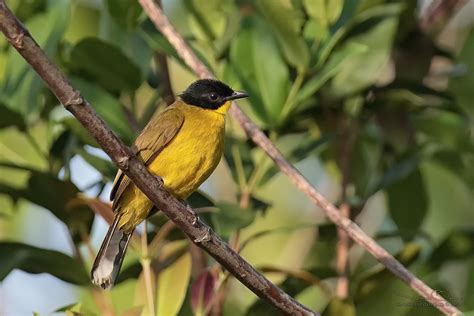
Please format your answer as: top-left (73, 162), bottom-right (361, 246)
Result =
top-left (0, 0), bottom-right (473, 315)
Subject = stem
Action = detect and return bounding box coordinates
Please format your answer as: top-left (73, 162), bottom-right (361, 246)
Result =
top-left (141, 221), bottom-right (156, 316)
top-left (231, 143), bottom-right (247, 191)
top-left (279, 71), bottom-right (305, 122)
top-left (335, 203), bottom-right (350, 299)
top-left (335, 118), bottom-right (357, 299)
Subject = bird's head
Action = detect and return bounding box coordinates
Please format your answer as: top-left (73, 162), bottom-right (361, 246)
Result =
top-left (180, 79), bottom-right (248, 114)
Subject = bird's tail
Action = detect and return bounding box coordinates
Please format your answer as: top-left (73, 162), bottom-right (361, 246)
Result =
top-left (91, 214), bottom-right (133, 290)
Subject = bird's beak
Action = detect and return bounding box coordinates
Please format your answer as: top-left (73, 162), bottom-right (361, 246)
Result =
top-left (225, 91), bottom-right (249, 101)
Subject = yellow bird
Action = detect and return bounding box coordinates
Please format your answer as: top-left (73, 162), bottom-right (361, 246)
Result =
top-left (91, 79), bottom-right (248, 289)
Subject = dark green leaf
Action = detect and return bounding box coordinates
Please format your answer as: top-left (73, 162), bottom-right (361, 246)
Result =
top-left (386, 169), bottom-right (428, 241)
top-left (1, 0), bottom-right (70, 118)
top-left (75, 147), bottom-right (116, 181)
top-left (106, 0), bottom-right (142, 30)
top-left (70, 77), bottom-right (134, 143)
top-left (211, 202), bottom-right (256, 239)
top-left (69, 38), bottom-right (142, 92)
top-left (429, 229), bottom-right (474, 270)
top-left (259, 134), bottom-right (331, 186)
top-left (0, 242), bottom-right (89, 285)
top-left (331, 5), bottom-right (401, 96)
top-left (60, 117), bottom-right (100, 148)
top-left (230, 17), bottom-right (290, 127)
top-left (413, 110), bottom-right (472, 152)
top-left (450, 28), bottom-right (474, 121)
top-left (256, 0), bottom-right (309, 70)
top-left (0, 103), bottom-right (26, 130)
top-left (355, 243), bottom-right (421, 301)
top-left (372, 152), bottom-right (422, 195)
top-left (350, 132), bottom-right (382, 199)
top-left (297, 42), bottom-right (367, 103)
top-left (224, 137), bottom-right (255, 184)
top-left (187, 190), bottom-right (215, 208)
top-left (0, 169), bottom-right (94, 242)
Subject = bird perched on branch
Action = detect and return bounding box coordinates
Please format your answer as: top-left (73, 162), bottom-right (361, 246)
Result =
top-left (91, 79), bottom-right (248, 289)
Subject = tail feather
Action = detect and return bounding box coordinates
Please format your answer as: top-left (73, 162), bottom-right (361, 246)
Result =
top-left (91, 215), bottom-right (133, 289)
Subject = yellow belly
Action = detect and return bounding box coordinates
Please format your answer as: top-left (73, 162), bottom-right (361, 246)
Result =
top-left (117, 104), bottom-right (226, 232)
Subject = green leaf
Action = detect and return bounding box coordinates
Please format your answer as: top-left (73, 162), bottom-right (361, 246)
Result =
top-left (0, 242), bottom-right (89, 285)
top-left (1, 0), bottom-right (70, 118)
top-left (386, 169), bottom-right (428, 241)
top-left (211, 202), bottom-right (256, 239)
top-left (372, 152), bottom-right (422, 195)
top-left (331, 5), bottom-right (400, 96)
top-left (350, 132), bottom-right (382, 199)
top-left (70, 77), bottom-right (134, 143)
top-left (106, 0), bottom-right (142, 30)
top-left (69, 38), bottom-right (142, 93)
top-left (355, 243), bottom-right (421, 301)
top-left (429, 229), bottom-right (474, 270)
top-left (322, 299), bottom-right (356, 316)
top-left (450, 28), bottom-right (474, 121)
top-left (60, 117), bottom-right (100, 148)
top-left (224, 137), bottom-right (255, 185)
top-left (156, 241), bottom-right (192, 316)
top-left (230, 17), bottom-right (290, 127)
top-left (413, 110), bottom-right (472, 152)
top-left (0, 168), bottom-right (93, 242)
top-left (259, 134), bottom-right (331, 186)
top-left (256, 0), bottom-right (309, 70)
top-left (0, 103), bottom-right (26, 130)
top-left (303, 0), bottom-right (344, 27)
top-left (296, 42), bottom-right (367, 103)
top-left (75, 147), bottom-right (116, 181)
top-left (464, 259), bottom-right (474, 310)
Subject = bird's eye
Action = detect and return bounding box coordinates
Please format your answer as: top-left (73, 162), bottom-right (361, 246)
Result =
top-left (209, 93), bottom-right (218, 101)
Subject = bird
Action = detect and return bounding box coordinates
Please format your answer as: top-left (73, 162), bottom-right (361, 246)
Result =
top-left (91, 79), bottom-right (248, 289)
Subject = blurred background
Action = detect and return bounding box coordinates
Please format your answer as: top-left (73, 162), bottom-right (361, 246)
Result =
top-left (0, 0), bottom-right (473, 315)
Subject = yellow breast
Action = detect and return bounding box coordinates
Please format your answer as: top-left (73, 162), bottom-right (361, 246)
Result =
top-left (150, 103), bottom-right (226, 198)
top-left (118, 102), bottom-right (228, 232)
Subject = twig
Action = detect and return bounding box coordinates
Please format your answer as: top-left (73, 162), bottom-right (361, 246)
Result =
top-left (136, 0), bottom-right (462, 315)
top-left (0, 2), bottom-right (315, 315)
top-left (141, 221), bottom-right (156, 315)
top-left (153, 53), bottom-right (175, 105)
top-left (336, 120), bottom-right (357, 299)
top-left (420, 0), bottom-right (467, 35)
top-left (335, 202), bottom-right (350, 299)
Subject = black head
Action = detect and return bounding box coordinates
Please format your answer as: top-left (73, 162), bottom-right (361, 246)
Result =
top-left (180, 79), bottom-right (248, 110)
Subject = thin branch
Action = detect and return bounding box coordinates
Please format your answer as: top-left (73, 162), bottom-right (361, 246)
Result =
top-left (153, 52), bottom-right (175, 106)
top-left (0, 2), bottom-right (315, 315)
top-left (336, 120), bottom-right (357, 299)
top-left (136, 0), bottom-right (462, 315)
top-left (420, 0), bottom-right (467, 35)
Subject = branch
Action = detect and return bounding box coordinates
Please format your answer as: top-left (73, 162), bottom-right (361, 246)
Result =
top-left (137, 0), bottom-right (462, 315)
top-left (0, 2), bottom-right (316, 315)
top-left (420, 0), bottom-right (467, 35)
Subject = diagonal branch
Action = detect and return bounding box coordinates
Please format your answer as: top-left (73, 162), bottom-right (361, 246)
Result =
top-left (137, 0), bottom-right (462, 315)
top-left (0, 2), bottom-right (316, 315)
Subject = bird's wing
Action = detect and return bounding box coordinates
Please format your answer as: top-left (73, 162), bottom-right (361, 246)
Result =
top-left (110, 105), bottom-right (185, 210)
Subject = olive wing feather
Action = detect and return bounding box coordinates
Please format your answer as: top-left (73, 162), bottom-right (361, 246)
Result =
top-left (109, 105), bottom-right (185, 209)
